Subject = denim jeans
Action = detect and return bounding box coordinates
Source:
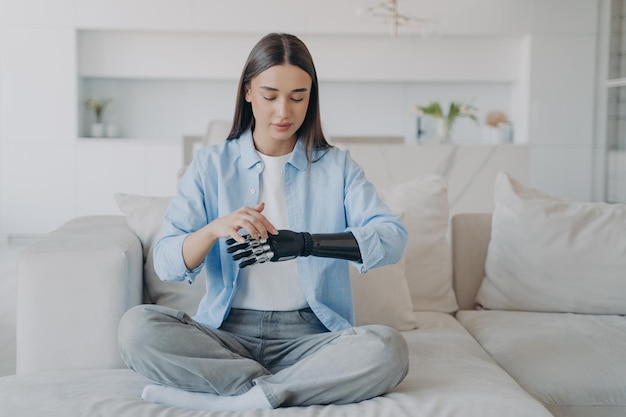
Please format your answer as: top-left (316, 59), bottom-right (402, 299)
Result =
top-left (118, 304), bottom-right (409, 408)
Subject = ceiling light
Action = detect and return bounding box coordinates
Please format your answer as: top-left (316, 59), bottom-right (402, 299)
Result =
top-left (357, 0), bottom-right (441, 38)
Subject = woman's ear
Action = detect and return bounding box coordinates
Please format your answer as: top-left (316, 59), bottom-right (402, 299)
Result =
top-left (245, 88), bottom-right (251, 103)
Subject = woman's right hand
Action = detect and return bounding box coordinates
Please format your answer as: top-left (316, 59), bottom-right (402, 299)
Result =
top-left (208, 202), bottom-right (278, 244)
top-left (182, 202), bottom-right (278, 270)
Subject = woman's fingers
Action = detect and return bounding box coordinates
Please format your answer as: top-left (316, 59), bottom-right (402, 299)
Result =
top-left (249, 202), bottom-right (279, 235)
top-left (222, 204), bottom-right (277, 243)
top-left (236, 204), bottom-right (278, 238)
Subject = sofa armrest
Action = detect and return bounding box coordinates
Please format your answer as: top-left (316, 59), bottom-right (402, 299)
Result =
top-left (16, 215), bottom-right (143, 373)
top-left (451, 213), bottom-right (492, 310)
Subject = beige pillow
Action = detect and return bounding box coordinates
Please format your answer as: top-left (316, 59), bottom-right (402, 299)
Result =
top-left (113, 194), bottom-right (169, 259)
top-left (476, 172), bottom-right (626, 314)
top-left (114, 193), bottom-right (205, 316)
top-left (351, 251), bottom-right (415, 330)
top-left (380, 175), bottom-right (458, 313)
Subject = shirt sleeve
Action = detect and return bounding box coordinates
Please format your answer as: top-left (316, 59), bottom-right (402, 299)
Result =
top-left (342, 152), bottom-right (408, 273)
top-left (153, 152), bottom-right (211, 283)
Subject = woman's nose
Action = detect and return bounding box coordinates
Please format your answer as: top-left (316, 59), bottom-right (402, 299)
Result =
top-left (276, 97), bottom-right (290, 117)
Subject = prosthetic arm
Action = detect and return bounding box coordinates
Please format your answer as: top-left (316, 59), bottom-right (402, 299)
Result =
top-left (226, 230), bottom-right (362, 268)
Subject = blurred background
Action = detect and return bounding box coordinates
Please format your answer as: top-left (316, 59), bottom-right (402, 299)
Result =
top-left (0, 0), bottom-right (623, 241)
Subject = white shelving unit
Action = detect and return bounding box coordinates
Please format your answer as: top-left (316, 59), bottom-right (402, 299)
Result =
top-left (76, 30), bottom-right (525, 145)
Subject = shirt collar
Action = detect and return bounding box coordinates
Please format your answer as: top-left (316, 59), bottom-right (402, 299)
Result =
top-left (288, 136), bottom-right (309, 171)
top-left (239, 130), bottom-right (261, 169)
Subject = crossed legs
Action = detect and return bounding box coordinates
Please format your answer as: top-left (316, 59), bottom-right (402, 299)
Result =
top-left (118, 304), bottom-right (409, 410)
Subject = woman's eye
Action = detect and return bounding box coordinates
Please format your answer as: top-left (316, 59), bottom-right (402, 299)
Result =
top-left (261, 95), bottom-right (303, 102)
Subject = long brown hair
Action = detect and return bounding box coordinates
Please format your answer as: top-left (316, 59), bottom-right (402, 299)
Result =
top-left (227, 33), bottom-right (331, 161)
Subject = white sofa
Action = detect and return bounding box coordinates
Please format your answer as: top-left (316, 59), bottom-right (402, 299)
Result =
top-left (2, 144), bottom-right (625, 417)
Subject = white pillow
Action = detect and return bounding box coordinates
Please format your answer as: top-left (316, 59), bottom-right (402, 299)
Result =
top-left (114, 193), bottom-right (205, 316)
top-left (380, 175), bottom-right (458, 313)
top-left (476, 172), bottom-right (626, 314)
top-left (351, 235), bottom-right (415, 330)
top-left (113, 194), bottom-right (170, 259)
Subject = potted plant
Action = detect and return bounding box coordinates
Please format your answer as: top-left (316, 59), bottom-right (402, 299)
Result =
top-left (415, 100), bottom-right (478, 144)
top-left (84, 98), bottom-right (112, 137)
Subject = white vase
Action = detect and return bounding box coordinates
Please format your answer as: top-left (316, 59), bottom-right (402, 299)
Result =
top-left (436, 119), bottom-right (452, 144)
top-left (90, 123), bottom-right (105, 138)
top-left (105, 124), bottom-right (120, 138)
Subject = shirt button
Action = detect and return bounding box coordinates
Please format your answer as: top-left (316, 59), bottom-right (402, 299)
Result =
top-left (256, 163), bottom-right (264, 172)
top-left (250, 188), bottom-right (256, 194)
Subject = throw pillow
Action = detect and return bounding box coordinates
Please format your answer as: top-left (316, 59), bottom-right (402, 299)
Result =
top-left (476, 172), bottom-right (626, 314)
top-left (113, 194), bottom-right (170, 259)
top-left (114, 193), bottom-right (205, 315)
top-left (380, 175), bottom-right (458, 313)
top-left (350, 251), bottom-right (415, 330)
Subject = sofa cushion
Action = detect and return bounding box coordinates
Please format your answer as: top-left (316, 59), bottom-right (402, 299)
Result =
top-left (476, 172), bottom-right (626, 314)
top-left (457, 310), bottom-right (626, 413)
top-left (380, 175), bottom-right (457, 313)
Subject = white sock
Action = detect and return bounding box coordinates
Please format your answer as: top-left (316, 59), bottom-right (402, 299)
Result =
top-left (141, 384), bottom-right (273, 411)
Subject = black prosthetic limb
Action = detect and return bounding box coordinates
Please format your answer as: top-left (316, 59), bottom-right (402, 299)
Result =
top-left (226, 230), bottom-right (362, 268)
top-left (308, 233), bottom-right (362, 262)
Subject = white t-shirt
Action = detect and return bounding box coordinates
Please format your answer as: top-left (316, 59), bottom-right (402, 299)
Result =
top-left (230, 151), bottom-right (309, 311)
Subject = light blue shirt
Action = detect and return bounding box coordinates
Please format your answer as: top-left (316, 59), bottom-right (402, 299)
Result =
top-left (153, 130), bottom-right (407, 331)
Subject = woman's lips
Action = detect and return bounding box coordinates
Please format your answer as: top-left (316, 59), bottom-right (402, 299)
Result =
top-left (273, 123), bottom-right (292, 132)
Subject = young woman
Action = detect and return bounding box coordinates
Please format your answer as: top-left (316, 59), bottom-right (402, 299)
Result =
top-left (118, 32), bottom-right (409, 411)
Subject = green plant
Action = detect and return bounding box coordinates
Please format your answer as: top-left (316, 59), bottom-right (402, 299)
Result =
top-left (84, 98), bottom-right (112, 123)
top-left (415, 100), bottom-right (478, 143)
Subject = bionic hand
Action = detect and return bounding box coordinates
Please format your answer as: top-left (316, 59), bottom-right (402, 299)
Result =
top-left (226, 230), bottom-right (362, 268)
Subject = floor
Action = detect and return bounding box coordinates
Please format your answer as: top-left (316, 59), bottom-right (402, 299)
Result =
top-left (0, 242), bottom-right (30, 377)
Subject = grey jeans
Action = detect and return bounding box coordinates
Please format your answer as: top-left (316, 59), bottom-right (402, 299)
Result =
top-left (118, 304), bottom-right (409, 408)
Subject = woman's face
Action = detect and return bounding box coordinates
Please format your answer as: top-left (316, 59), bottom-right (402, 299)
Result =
top-left (245, 64), bottom-right (312, 156)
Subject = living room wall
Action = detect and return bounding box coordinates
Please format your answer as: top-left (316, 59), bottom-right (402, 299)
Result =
top-left (0, 0), bottom-right (604, 241)
top-left (76, 29), bottom-right (521, 143)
